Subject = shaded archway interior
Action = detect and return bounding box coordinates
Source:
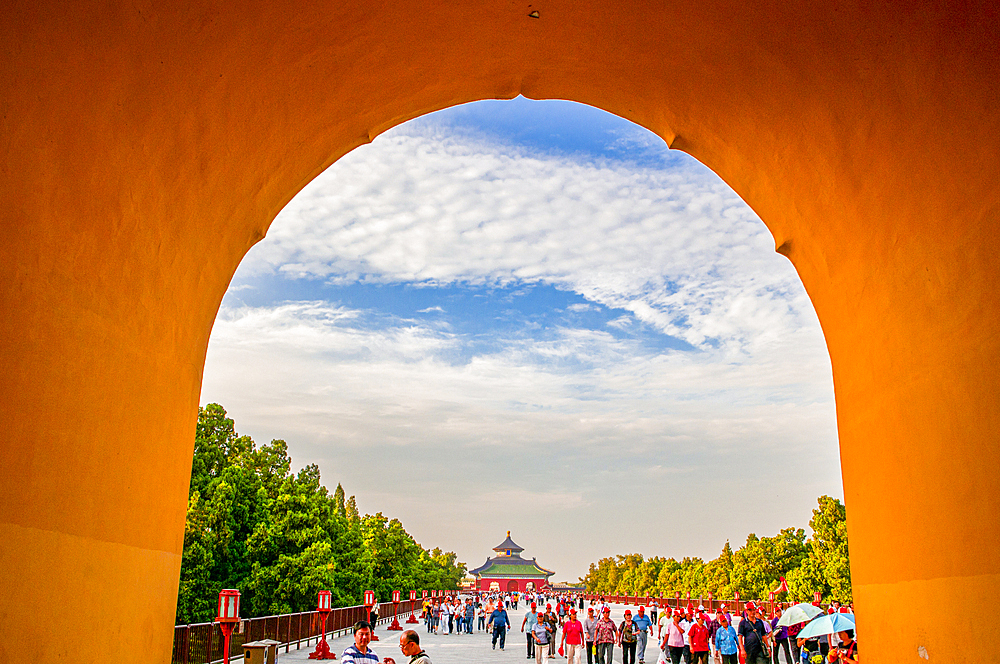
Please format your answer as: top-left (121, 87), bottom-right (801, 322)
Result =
top-left (1, 2), bottom-right (998, 662)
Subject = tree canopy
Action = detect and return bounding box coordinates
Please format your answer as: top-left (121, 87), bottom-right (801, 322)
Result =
top-left (175, 404), bottom-right (466, 624)
top-left (580, 496), bottom-right (851, 603)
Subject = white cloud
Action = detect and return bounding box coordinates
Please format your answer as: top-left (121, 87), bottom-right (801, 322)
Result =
top-left (236, 124), bottom-right (805, 359)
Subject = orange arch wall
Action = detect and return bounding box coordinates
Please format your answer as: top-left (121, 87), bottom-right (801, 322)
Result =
top-left (1, 1), bottom-right (998, 661)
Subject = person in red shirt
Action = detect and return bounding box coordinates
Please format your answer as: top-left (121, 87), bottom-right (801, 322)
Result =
top-left (688, 613), bottom-right (711, 664)
top-left (561, 607), bottom-right (586, 664)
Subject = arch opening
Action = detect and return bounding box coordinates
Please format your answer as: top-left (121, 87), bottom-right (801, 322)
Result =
top-left (201, 98), bottom-right (842, 616)
top-left (2, 3), bottom-right (998, 663)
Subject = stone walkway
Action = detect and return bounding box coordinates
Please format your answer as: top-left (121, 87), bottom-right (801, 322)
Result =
top-left (277, 602), bottom-right (657, 664)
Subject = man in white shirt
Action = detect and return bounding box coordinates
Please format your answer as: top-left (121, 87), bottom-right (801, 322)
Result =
top-left (680, 610), bottom-right (692, 664)
top-left (343, 621), bottom-right (379, 664)
top-left (439, 601), bottom-right (451, 635)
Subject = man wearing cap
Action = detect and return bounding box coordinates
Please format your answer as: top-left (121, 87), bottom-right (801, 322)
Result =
top-left (488, 599), bottom-right (511, 650)
top-left (562, 607), bottom-right (586, 664)
top-left (522, 602), bottom-right (540, 660)
top-left (583, 607), bottom-right (599, 664)
top-left (342, 621), bottom-right (380, 664)
top-left (543, 604), bottom-right (560, 658)
top-left (594, 607), bottom-right (618, 664)
top-left (737, 603), bottom-right (770, 664)
top-left (657, 605), bottom-right (672, 642)
top-left (632, 605), bottom-right (654, 664)
top-left (679, 609), bottom-right (693, 664)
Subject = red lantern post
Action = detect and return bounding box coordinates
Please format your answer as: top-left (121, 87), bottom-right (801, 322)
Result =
top-left (364, 590), bottom-right (380, 641)
top-left (308, 590), bottom-right (336, 660)
top-left (407, 590), bottom-right (420, 624)
top-left (215, 589), bottom-right (241, 664)
top-left (769, 591), bottom-right (776, 617)
top-left (734, 590), bottom-right (741, 615)
top-left (388, 591), bottom-right (403, 631)
top-left (813, 591), bottom-right (822, 606)
top-left (675, 591), bottom-right (681, 610)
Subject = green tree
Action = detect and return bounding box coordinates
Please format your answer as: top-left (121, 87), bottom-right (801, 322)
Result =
top-left (176, 404), bottom-right (467, 623)
top-left (580, 497), bottom-right (850, 604)
top-left (346, 495), bottom-right (360, 526)
top-left (334, 483), bottom-right (346, 517)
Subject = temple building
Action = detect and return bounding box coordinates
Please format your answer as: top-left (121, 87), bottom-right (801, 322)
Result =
top-left (468, 531), bottom-right (554, 592)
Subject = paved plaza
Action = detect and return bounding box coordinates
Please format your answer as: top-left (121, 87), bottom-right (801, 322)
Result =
top-left (277, 602), bottom-right (654, 664)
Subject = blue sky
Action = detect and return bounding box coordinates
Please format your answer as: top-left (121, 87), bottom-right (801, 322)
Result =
top-left (203, 98), bottom-right (841, 581)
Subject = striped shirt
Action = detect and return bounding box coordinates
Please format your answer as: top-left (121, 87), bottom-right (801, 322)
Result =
top-left (342, 644), bottom-right (380, 664)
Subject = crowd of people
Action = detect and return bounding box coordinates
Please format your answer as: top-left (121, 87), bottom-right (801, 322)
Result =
top-left (341, 592), bottom-right (858, 664)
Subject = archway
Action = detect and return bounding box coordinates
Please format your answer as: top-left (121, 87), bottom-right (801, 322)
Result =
top-left (1, 2), bottom-right (998, 663)
top-left (507, 580), bottom-right (520, 593)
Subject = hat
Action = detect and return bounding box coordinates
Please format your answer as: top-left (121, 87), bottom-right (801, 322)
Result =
top-left (698, 605), bottom-right (705, 611)
top-left (624, 610), bottom-right (632, 616)
top-left (547, 603), bottom-right (552, 608)
top-left (603, 607), bottom-right (611, 613)
top-left (746, 601), bottom-right (757, 611)
top-left (587, 607), bottom-right (595, 612)
top-left (719, 604), bottom-right (727, 610)
top-left (838, 607), bottom-right (852, 614)
top-left (531, 602), bottom-right (537, 608)
top-left (570, 607), bottom-right (577, 613)
top-left (697, 613), bottom-right (707, 621)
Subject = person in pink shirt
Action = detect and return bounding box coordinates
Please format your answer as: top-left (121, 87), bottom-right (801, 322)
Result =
top-left (561, 607), bottom-right (586, 664)
top-left (660, 611), bottom-right (686, 664)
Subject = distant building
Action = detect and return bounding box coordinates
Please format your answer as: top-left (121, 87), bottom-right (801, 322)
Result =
top-left (468, 531), bottom-right (554, 592)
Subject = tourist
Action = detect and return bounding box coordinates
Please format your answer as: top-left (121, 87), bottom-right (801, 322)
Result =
top-left (785, 618), bottom-right (805, 664)
top-left (523, 602), bottom-right (540, 660)
top-left (769, 608), bottom-right (791, 664)
top-left (649, 602), bottom-right (658, 632)
top-left (632, 605), bottom-right (653, 664)
top-left (594, 607), bottom-right (618, 664)
top-left (439, 600), bottom-right (451, 635)
top-left (398, 629), bottom-right (432, 664)
top-left (562, 607), bottom-right (586, 664)
top-left (679, 609), bottom-right (692, 664)
top-left (465, 597), bottom-right (476, 634)
top-left (831, 630), bottom-right (857, 663)
top-left (478, 600), bottom-right (487, 632)
top-left (343, 621), bottom-right (379, 664)
top-left (713, 614), bottom-right (738, 664)
top-left (533, 611), bottom-right (553, 664)
top-left (737, 603), bottom-right (770, 664)
top-left (687, 613), bottom-right (710, 664)
top-left (661, 611), bottom-right (686, 664)
top-left (488, 598), bottom-right (511, 650)
top-left (583, 607), bottom-right (598, 664)
top-left (657, 605), bottom-right (672, 642)
top-left (619, 609), bottom-right (639, 664)
top-left (544, 604), bottom-right (560, 658)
